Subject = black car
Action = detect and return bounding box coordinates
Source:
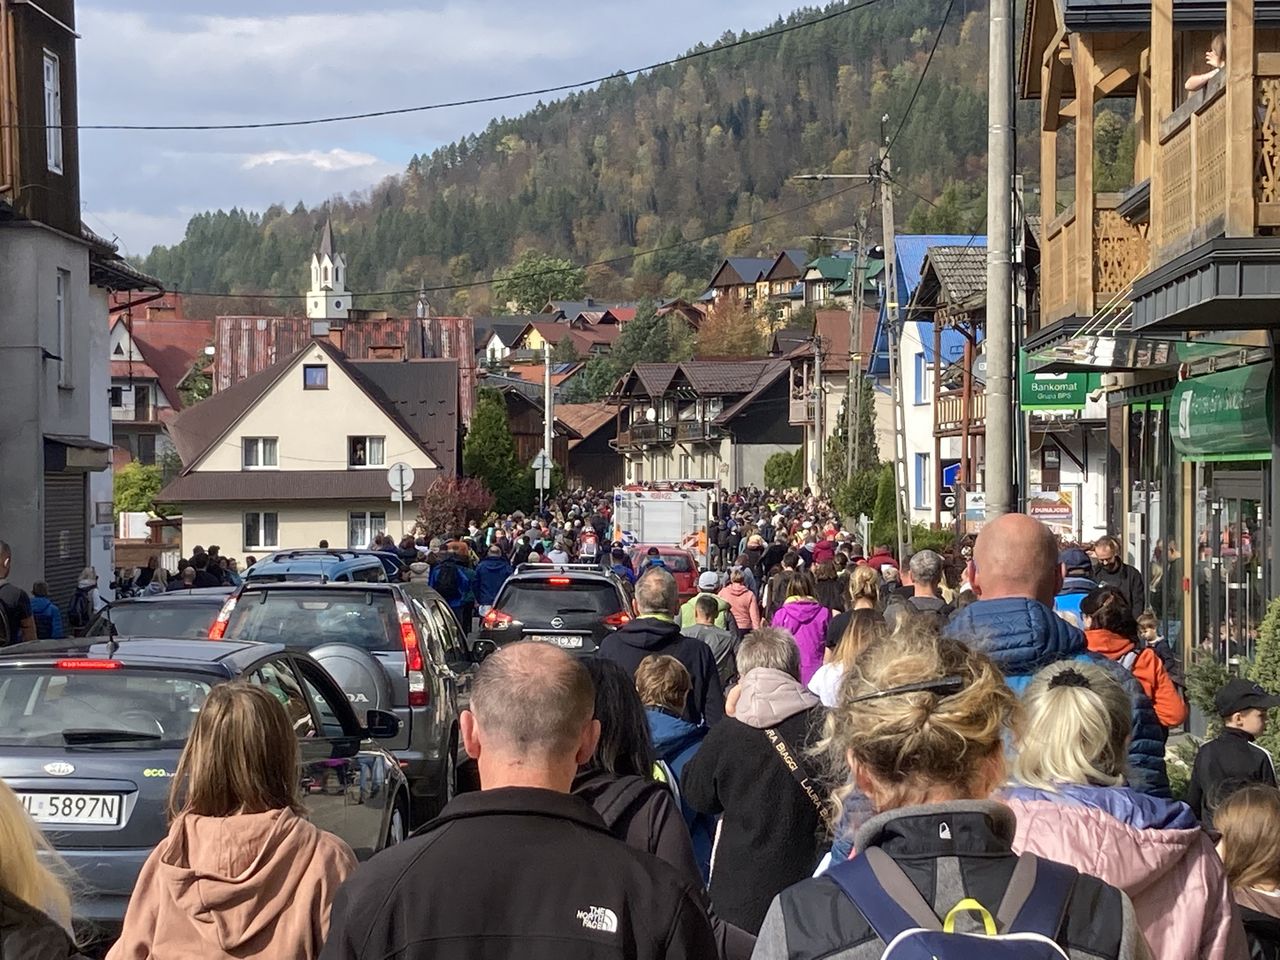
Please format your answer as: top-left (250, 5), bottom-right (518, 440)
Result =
top-left (84, 588), bottom-right (234, 640)
top-left (0, 638), bottom-right (409, 935)
top-left (477, 564), bottom-right (633, 655)
top-left (214, 580), bottom-right (479, 823)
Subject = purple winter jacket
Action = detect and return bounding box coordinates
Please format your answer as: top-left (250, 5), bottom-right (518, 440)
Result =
top-left (769, 598), bottom-right (832, 684)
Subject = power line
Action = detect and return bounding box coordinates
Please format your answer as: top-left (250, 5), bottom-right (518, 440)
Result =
top-left (14, 0), bottom-right (887, 133)
top-left (883, 0), bottom-right (957, 159)
top-left (166, 181), bottom-right (874, 301)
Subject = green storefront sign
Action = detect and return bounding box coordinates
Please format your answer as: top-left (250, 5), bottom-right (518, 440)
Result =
top-left (1019, 352), bottom-right (1098, 410)
top-left (1170, 362), bottom-right (1273, 462)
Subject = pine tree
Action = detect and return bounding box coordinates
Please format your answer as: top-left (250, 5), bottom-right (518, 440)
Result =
top-left (462, 389), bottom-right (527, 512)
top-left (870, 463), bottom-right (899, 551)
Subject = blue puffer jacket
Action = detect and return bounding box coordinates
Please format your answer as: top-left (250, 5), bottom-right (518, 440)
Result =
top-left (946, 596), bottom-right (1170, 797)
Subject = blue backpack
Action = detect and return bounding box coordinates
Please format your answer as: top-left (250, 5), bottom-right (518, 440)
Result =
top-left (827, 847), bottom-right (1076, 959)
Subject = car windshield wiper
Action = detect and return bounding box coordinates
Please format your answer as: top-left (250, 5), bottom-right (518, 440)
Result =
top-left (62, 729), bottom-right (162, 744)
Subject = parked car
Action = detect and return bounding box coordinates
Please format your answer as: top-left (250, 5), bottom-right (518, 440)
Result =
top-left (214, 580), bottom-right (477, 822)
top-left (477, 564), bottom-right (632, 656)
top-left (628, 545), bottom-right (700, 599)
top-left (83, 588), bottom-right (233, 640)
top-left (0, 638), bottom-right (409, 936)
top-left (244, 549), bottom-right (389, 584)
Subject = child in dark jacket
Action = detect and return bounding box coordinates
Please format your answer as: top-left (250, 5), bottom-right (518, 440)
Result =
top-left (1187, 678), bottom-right (1280, 830)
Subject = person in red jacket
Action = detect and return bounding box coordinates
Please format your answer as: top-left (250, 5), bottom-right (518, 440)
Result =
top-left (1081, 586), bottom-right (1187, 728)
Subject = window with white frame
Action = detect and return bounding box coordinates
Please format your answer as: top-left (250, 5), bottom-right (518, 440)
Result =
top-left (348, 511), bottom-right (387, 548)
top-left (244, 512), bottom-right (279, 550)
top-left (913, 353), bottom-right (931, 405)
top-left (43, 51), bottom-right (62, 174)
top-left (242, 437), bottom-right (279, 469)
top-left (914, 452), bottom-right (931, 509)
top-left (56, 269), bottom-right (70, 387)
top-left (348, 436), bottom-right (385, 467)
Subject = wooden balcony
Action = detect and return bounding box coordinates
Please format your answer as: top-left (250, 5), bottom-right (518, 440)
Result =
top-left (1152, 61), bottom-right (1280, 262)
top-left (1040, 195), bottom-right (1149, 326)
top-left (935, 391), bottom-right (986, 435)
top-left (615, 422), bottom-right (674, 449)
top-left (789, 397), bottom-right (814, 425)
top-left (674, 420), bottom-right (724, 442)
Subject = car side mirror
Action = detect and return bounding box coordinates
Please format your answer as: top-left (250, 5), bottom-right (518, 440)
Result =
top-left (364, 709), bottom-right (401, 740)
top-left (471, 638), bottom-right (498, 663)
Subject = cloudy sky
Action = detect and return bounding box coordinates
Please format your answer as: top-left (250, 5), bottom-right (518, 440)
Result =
top-left (76, 0), bottom-right (796, 256)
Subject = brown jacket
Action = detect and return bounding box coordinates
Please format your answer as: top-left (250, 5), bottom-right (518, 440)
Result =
top-left (107, 808), bottom-right (356, 960)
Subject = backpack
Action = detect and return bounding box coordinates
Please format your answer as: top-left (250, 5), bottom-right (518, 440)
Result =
top-left (828, 847), bottom-right (1076, 959)
top-left (68, 587), bottom-right (92, 630)
top-left (433, 560), bottom-right (462, 602)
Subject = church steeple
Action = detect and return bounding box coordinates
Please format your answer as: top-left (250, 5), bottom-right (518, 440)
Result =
top-left (307, 216), bottom-right (350, 330)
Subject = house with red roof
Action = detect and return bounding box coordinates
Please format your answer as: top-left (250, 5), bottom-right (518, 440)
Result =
top-left (107, 298), bottom-right (213, 470)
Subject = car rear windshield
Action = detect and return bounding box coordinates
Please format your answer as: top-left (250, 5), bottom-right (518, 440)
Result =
top-left (86, 602), bottom-right (220, 639)
top-left (223, 589), bottom-right (401, 651)
top-left (637, 553), bottom-right (693, 572)
top-left (0, 668), bottom-right (212, 747)
top-left (498, 581), bottom-right (622, 621)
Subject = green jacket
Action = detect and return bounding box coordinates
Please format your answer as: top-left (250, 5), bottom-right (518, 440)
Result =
top-left (679, 593), bottom-right (733, 631)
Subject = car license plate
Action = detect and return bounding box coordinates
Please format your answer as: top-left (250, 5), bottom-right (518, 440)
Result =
top-left (529, 634), bottom-right (584, 649)
top-left (18, 792), bottom-right (122, 826)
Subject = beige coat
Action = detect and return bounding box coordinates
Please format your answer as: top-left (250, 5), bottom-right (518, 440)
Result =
top-left (107, 808), bottom-right (356, 960)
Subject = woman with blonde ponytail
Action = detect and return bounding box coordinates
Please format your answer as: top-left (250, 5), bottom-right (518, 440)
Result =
top-left (1004, 660), bottom-right (1244, 960)
top-left (751, 628), bottom-right (1148, 960)
top-left (0, 780), bottom-right (85, 959)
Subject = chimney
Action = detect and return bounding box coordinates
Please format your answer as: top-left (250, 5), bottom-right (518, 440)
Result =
top-left (368, 344), bottom-right (405, 361)
top-left (326, 323), bottom-right (343, 350)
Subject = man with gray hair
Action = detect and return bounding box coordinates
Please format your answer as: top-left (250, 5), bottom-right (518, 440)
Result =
top-left (322, 642), bottom-right (716, 960)
top-left (884, 548), bottom-right (955, 630)
top-left (683, 625), bottom-right (826, 934)
top-left (0, 540), bottom-right (34, 645)
top-left (598, 568), bottom-right (724, 724)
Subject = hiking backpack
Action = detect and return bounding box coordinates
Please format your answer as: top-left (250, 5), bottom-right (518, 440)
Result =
top-left (68, 587), bottom-right (92, 630)
top-left (433, 561), bottom-right (462, 602)
top-left (827, 847), bottom-right (1077, 959)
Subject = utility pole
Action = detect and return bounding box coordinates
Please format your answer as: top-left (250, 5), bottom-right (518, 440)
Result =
top-left (848, 218), bottom-right (869, 479)
top-left (812, 335), bottom-right (824, 489)
top-left (985, 0), bottom-right (1016, 518)
top-left (541, 343), bottom-right (554, 513)
top-left (879, 147), bottom-right (912, 564)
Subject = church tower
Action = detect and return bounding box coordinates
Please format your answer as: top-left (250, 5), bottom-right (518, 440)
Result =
top-left (306, 217), bottom-right (351, 330)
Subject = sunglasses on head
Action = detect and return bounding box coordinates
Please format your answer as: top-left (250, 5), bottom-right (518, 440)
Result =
top-left (847, 675), bottom-right (965, 704)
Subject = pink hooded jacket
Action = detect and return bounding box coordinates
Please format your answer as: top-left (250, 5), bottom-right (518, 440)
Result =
top-left (1004, 784), bottom-right (1246, 960)
top-left (769, 598), bottom-right (831, 684)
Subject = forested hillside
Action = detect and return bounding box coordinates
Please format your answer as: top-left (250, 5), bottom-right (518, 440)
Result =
top-left (140, 0), bottom-right (1007, 317)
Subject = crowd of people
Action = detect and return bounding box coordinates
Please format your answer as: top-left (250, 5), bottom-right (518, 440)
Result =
top-left (5, 490), bottom-right (1280, 958)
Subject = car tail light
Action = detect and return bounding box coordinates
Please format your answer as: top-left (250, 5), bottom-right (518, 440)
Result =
top-left (208, 595), bottom-right (238, 640)
top-left (548, 577), bottom-right (571, 585)
top-left (396, 600), bottom-right (429, 708)
top-left (56, 659), bottom-right (121, 670)
top-left (602, 610), bottom-right (632, 628)
top-left (482, 608), bottom-right (513, 631)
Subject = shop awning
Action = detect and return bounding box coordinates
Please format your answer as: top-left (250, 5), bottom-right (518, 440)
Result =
top-left (43, 434), bottom-right (112, 473)
top-left (1170, 362), bottom-right (1273, 462)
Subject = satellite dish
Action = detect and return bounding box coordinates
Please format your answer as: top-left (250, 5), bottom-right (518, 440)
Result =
top-left (645, 406), bottom-right (657, 423)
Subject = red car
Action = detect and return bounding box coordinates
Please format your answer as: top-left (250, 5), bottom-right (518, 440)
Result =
top-left (628, 545), bottom-right (700, 600)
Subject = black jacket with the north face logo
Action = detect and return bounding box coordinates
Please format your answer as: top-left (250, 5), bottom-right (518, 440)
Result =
top-left (319, 787), bottom-right (717, 960)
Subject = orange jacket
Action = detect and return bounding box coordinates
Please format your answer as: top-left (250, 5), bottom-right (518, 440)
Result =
top-left (1086, 628), bottom-right (1188, 728)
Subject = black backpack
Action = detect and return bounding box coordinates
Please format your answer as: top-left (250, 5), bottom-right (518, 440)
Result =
top-left (433, 560), bottom-right (462, 602)
top-left (68, 587), bottom-right (92, 630)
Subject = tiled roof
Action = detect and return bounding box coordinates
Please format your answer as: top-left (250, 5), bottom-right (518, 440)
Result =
top-left (497, 363), bottom-right (584, 387)
top-left (678, 360), bottom-right (778, 395)
top-left (926, 245), bottom-right (989, 303)
top-left (475, 316), bottom-right (536, 348)
top-left (167, 353), bottom-right (288, 468)
top-left (556, 403), bottom-right (616, 447)
top-left (710, 257), bottom-right (773, 288)
top-left (712, 361), bottom-right (791, 424)
top-left (113, 317), bottom-right (214, 409)
top-left (160, 469), bottom-right (433, 503)
top-left (633, 363), bottom-right (680, 397)
top-left (349, 359), bottom-right (460, 469)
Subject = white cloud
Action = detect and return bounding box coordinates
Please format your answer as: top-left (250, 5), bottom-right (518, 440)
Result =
top-left (241, 148), bottom-right (383, 172)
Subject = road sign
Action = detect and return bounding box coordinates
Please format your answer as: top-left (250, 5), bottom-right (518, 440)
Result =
top-left (535, 466), bottom-right (552, 491)
top-left (937, 458), bottom-right (961, 515)
top-left (531, 449), bottom-right (552, 471)
top-left (386, 462), bottom-right (415, 494)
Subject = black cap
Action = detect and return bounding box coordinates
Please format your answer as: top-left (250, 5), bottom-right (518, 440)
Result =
top-left (1215, 679), bottom-right (1280, 717)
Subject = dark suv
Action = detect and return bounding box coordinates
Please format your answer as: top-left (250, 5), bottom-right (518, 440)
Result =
top-left (478, 564), bottom-right (633, 655)
top-left (213, 581), bottom-right (477, 822)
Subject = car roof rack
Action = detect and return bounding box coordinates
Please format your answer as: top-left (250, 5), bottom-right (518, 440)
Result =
top-left (266, 549), bottom-right (362, 561)
top-left (514, 563), bottom-right (605, 575)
